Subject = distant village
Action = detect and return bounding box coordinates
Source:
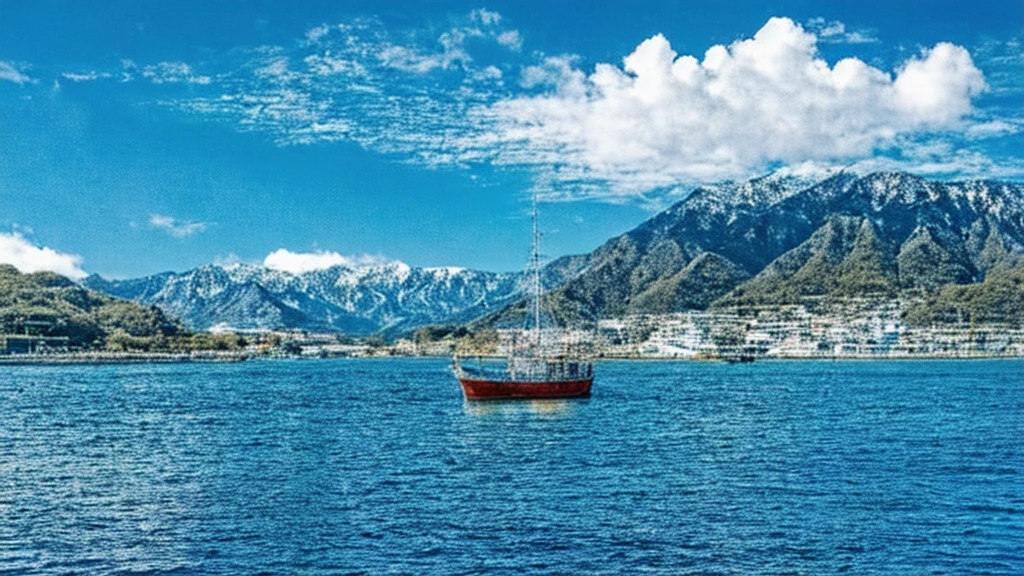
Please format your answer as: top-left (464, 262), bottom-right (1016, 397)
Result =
top-left (592, 305), bottom-right (1024, 359)
top-left (428, 303), bottom-right (1024, 360)
top-left (4, 299), bottom-right (1024, 362)
top-left (223, 301), bottom-right (1024, 360)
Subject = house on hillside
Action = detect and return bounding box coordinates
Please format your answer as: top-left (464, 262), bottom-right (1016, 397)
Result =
top-left (0, 334), bottom-right (70, 354)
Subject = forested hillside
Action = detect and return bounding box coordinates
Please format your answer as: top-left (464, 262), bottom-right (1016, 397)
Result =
top-left (0, 265), bottom-right (242, 351)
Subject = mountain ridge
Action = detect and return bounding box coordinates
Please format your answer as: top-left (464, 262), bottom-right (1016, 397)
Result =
top-left (83, 171), bottom-right (1024, 334)
top-left (85, 261), bottom-right (523, 335)
top-left (525, 170), bottom-right (1024, 325)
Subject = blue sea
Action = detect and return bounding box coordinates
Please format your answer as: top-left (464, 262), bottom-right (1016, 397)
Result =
top-left (1, 359), bottom-right (1022, 575)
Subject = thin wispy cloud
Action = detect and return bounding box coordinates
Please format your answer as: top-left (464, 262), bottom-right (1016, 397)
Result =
top-left (0, 61), bottom-right (34, 84)
top-left (149, 214), bottom-right (208, 237)
top-left (61, 71), bottom-right (113, 82)
top-left (806, 17), bottom-right (879, 44)
top-left (972, 36), bottom-right (1024, 99)
top-left (49, 11), bottom-right (1021, 202)
top-left (160, 12), bottom-right (514, 156)
top-left (142, 61), bottom-right (211, 85)
top-left (0, 232), bottom-right (87, 279)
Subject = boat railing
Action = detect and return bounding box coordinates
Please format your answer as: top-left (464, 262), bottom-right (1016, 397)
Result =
top-left (543, 358), bottom-right (593, 381)
top-left (455, 355), bottom-right (593, 382)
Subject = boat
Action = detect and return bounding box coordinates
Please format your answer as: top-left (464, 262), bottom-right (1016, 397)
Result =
top-left (453, 194), bottom-right (594, 400)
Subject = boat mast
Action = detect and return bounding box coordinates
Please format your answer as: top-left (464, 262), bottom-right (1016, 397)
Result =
top-left (531, 190), bottom-right (542, 353)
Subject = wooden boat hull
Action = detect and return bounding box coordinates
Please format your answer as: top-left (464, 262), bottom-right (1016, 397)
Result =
top-left (459, 376), bottom-right (593, 400)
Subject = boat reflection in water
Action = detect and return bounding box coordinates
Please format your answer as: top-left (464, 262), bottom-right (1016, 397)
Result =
top-left (461, 397), bottom-right (579, 417)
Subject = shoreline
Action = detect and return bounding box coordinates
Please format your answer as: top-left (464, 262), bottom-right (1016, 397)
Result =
top-left (0, 351), bottom-right (250, 365)
top-left (2, 351), bottom-right (1022, 365)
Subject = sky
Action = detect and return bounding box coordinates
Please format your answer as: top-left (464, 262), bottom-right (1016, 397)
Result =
top-left (1, 0), bottom-right (1022, 279)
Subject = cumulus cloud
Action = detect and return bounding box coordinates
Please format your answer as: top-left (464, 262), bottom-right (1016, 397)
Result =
top-left (0, 60), bottom-right (34, 84)
top-left (477, 17), bottom-right (987, 196)
top-left (263, 249), bottom-right (389, 274)
top-left (149, 214), bottom-right (208, 237)
top-left (0, 232), bottom-right (87, 279)
top-left (121, 13), bottom-right (1003, 201)
top-left (894, 42), bottom-right (987, 125)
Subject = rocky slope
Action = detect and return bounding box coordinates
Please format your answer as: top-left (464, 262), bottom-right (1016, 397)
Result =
top-left (1, 265), bottom-right (185, 349)
top-left (85, 171), bottom-right (1024, 334)
top-left (531, 171), bottom-right (1024, 322)
top-left (85, 262), bottom-right (522, 335)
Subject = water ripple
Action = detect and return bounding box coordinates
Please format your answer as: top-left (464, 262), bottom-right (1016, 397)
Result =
top-left (1, 359), bottom-right (1022, 574)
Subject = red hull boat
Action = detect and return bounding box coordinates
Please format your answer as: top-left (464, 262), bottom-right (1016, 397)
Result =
top-left (453, 192), bottom-right (594, 401)
top-left (458, 376), bottom-right (593, 399)
top-left (454, 358), bottom-right (593, 399)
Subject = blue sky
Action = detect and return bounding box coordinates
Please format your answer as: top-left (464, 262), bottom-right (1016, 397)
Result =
top-left (1, 0), bottom-right (1021, 279)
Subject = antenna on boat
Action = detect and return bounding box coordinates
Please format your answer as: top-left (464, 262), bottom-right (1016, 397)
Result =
top-left (531, 189), bottom-right (542, 352)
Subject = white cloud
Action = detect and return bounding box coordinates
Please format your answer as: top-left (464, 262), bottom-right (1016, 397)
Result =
top-left (972, 37), bottom-right (1024, 98)
top-left (263, 249), bottom-right (389, 274)
top-left (378, 25), bottom-right (479, 74)
top-left (142, 61), bottom-right (211, 85)
top-left (0, 60), bottom-right (34, 84)
top-left (149, 214), bottom-right (208, 237)
top-left (254, 56), bottom-right (301, 82)
top-left (305, 23), bottom-right (331, 43)
top-left (806, 18), bottom-right (878, 44)
top-left (520, 55), bottom-right (582, 89)
top-left (304, 52), bottom-right (366, 76)
top-left (0, 232), bottom-right (87, 279)
top-left (120, 59), bottom-right (138, 82)
top-left (848, 140), bottom-right (1024, 181)
top-left (378, 44), bottom-right (451, 74)
top-left (476, 17), bottom-right (988, 197)
top-left (163, 11), bottom-right (515, 150)
top-left (61, 71), bottom-right (113, 82)
top-left (497, 30), bottom-right (522, 51)
top-left (470, 8), bottom-right (502, 27)
top-left (139, 13), bottom-right (1008, 202)
top-left (966, 119), bottom-right (1022, 139)
top-left (894, 42), bottom-right (987, 125)
top-left (213, 253), bottom-right (243, 269)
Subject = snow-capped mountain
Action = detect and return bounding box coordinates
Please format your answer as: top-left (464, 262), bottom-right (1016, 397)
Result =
top-left (84, 262), bottom-right (522, 335)
top-left (85, 171), bottom-right (1024, 334)
top-left (532, 171), bottom-right (1024, 321)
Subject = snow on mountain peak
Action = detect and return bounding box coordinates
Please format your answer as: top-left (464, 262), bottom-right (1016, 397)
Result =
top-left (424, 266), bottom-right (466, 278)
top-left (769, 162), bottom-right (850, 182)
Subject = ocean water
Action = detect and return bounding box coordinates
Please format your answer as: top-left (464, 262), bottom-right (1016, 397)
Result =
top-left (1, 358), bottom-right (1022, 575)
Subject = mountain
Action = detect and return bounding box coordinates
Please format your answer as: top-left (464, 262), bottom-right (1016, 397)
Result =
top-left (85, 262), bottom-right (522, 335)
top-left (84, 171), bottom-right (1024, 334)
top-left (530, 171), bottom-right (1024, 323)
top-left (0, 264), bottom-right (185, 349)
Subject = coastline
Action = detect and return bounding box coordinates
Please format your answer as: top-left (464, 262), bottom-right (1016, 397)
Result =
top-left (3, 350), bottom-right (1022, 365)
top-left (0, 351), bottom-right (250, 365)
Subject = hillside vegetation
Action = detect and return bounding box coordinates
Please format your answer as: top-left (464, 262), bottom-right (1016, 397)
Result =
top-left (517, 172), bottom-right (1024, 328)
top-left (0, 265), bottom-right (245, 351)
top-left (71, 171), bottom-right (1024, 335)
top-left (904, 261), bottom-right (1024, 326)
